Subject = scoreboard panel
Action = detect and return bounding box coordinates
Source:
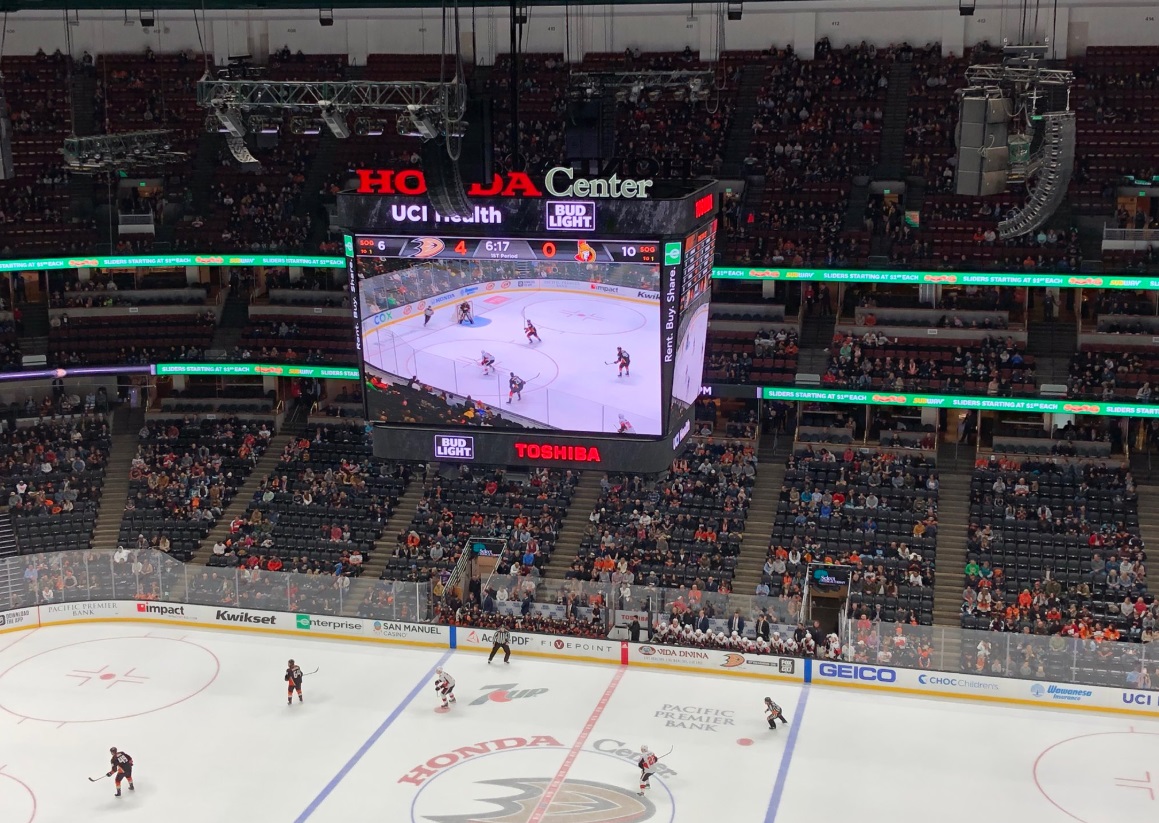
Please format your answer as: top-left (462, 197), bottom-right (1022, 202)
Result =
top-left (343, 176), bottom-right (723, 471)
top-left (355, 235), bottom-right (659, 265)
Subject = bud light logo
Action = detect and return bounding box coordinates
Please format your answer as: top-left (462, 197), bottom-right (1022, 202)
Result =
top-left (817, 662), bottom-right (897, 683)
top-left (546, 201), bottom-right (595, 231)
top-left (434, 435), bottom-right (474, 460)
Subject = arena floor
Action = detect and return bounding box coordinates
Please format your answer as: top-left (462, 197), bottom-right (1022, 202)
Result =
top-left (0, 623), bottom-right (1154, 823)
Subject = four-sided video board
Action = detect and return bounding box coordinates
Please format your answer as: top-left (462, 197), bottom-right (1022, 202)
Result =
top-left (340, 168), bottom-right (720, 471)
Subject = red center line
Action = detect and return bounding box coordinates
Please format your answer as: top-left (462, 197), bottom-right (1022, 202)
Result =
top-left (527, 667), bottom-right (626, 823)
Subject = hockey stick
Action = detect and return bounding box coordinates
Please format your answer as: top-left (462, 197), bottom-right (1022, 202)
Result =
top-left (88, 774), bottom-right (110, 783)
top-left (302, 667), bottom-right (320, 677)
top-left (657, 746), bottom-right (674, 759)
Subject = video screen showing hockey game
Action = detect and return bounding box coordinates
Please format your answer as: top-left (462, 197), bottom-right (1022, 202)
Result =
top-left (355, 235), bottom-right (664, 436)
top-left (670, 221), bottom-right (716, 410)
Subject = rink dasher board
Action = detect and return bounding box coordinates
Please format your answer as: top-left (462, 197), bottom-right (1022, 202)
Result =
top-left (2, 601), bottom-right (1157, 717)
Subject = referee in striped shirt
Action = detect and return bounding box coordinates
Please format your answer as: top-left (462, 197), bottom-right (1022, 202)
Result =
top-left (488, 625), bottom-right (512, 664)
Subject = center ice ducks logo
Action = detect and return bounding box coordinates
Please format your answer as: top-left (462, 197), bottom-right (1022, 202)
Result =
top-left (420, 778), bottom-right (656, 822)
top-left (404, 237), bottom-right (446, 259)
top-left (404, 737), bottom-right (665, 822)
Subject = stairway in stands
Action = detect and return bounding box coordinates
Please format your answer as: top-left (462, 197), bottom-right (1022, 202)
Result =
top-left (188, 131), bottom-right (224, 217)
top-left (210, 294), bottom-right (251, 354)
top-left (795, 314), bottom-right (836, 379)
top-left (539, 472), bottom-right (604, 580)
top-left (1026, 315), bottom-right (1077, 388)
top-left (872, 61), bottom-right (913, 180)
top-left (928, 441), bottom-right (976, 667)
top-left (340, 471), bottom-right (432, 616)
top-left (1134, 484), bottom-right (1159, 598)
top-left (931, 443), bottom-right (973, 627)
top-left (719, 65), bottom-right (768, 177)
top-left (90, 429), bottom-right (142, 553)
top-left (0, 512), bottom-right (17, 559)
top-left (0, 554), bottom-right (23, 609)
top-left (730, 435), bottom-right (791, 595)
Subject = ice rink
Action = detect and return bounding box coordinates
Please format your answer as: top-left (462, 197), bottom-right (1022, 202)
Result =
top-left (361, 288), bottom-right (664, 435)
top-left (1, 622), bottom-right (1157, 823)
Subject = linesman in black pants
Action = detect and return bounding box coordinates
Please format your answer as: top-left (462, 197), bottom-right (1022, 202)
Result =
top-left (488, 625), bottom-right (512, 664)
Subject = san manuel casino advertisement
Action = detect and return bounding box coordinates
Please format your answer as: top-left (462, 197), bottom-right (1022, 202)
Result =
top-left (340, 167), bottom-right (720, 471)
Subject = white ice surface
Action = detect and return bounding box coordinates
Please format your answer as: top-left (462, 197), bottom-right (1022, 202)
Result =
top-left (0, 623), bottom-right (1156, 823)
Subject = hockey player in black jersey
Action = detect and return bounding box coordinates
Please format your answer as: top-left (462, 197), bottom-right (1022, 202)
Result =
top-left (286, 659), bottom-right (304, 705)
top-left (615, 347), bottom-right (631, 377)
top-left (507, 373), bottom-right (526, 403)
top-left (107, 748), bottom-right (134, 797)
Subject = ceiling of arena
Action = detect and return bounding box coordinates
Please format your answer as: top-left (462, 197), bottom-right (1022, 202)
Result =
top-left (0, 0), bottom-right (755, 10)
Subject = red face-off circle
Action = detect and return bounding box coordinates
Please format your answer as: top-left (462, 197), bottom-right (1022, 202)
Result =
top-left (0, 636), bottom-right (220, 724)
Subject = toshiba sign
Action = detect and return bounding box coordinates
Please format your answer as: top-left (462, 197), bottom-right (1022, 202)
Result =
top-left (513, 443), bottom-right (602, 463)
top-left (355, 168), bottom-right (653, 199)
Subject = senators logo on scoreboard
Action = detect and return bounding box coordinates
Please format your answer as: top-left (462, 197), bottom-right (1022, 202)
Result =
top-left (403, 237), bottom-right (446, 259)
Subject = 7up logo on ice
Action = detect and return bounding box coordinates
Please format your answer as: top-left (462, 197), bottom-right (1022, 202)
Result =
top-left (664, 242), bottom-right (682, 266)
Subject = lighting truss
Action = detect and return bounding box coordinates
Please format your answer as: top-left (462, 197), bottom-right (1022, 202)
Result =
top-left (568, 70), bottom-right (717, 96)
top-left (62, 130), bottom-right (185, 172)
top-left (965, 65), bottom-right (1074, 88)
top-left (196, 77), bottom-right (466, 117)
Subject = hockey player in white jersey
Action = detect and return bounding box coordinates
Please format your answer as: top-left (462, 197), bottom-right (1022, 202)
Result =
top-left (617, 414), bottom-right (635, 435)
top-left (480, 350), bottom-right (496, 376)
top-left (434, 666), bottom-right (457, 709)
top-left (637, 745), bottom-right (659, 796)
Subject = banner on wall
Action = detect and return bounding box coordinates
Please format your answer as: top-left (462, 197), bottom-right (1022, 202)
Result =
top-left (5, 602), bottom-right (1157, 716)
top-left (630, 643), bottom-right (801, 678)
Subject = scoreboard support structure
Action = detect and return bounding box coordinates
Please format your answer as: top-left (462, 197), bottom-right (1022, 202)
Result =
top-left (342, 172), bottom-right (722, 472)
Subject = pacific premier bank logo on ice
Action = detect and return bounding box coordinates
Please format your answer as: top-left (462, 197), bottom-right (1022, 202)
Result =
top-left (545, 201), bottom-right (595, 231)
top-left (434, 435), bottom-right (474, 460)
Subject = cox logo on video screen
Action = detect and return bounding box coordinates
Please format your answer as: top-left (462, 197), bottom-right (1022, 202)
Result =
top-left (817, 662), bottom-right (897, 683)
top-left (545, 200), bottom-right (595, 231)
top-left (434, 434), bottom-right (475, 460)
